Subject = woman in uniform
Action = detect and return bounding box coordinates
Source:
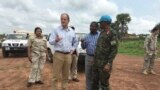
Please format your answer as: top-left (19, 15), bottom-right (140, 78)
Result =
top-left (27, 27), bottom-right (48, 87)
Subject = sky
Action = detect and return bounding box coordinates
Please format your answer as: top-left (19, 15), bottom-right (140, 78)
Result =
top-left (0, 0), bottom-right (160, 34)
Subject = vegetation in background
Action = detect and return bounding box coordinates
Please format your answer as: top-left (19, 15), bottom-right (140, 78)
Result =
top-left (118, 38), bottom-right (160, 57)
top-left (111, 13), bottom-right (131, 40)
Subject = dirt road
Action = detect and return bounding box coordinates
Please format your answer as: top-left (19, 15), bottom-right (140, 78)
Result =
top-left (0, 50), bottom-right (160, 90)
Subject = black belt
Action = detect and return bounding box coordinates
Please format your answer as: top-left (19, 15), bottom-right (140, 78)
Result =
top-left (87, 54), bottom-right (94, 56)
top-left (56, 51), bottom-right (70, 54)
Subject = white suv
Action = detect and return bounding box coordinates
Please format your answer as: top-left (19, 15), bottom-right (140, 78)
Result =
top-left (2, 33), bottom-right (28, 57)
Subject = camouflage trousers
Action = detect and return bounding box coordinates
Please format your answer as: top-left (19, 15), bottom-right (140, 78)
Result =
top-left (92, 67), bottom-right (111, 90)
top-left (143, 53), bottom-right (156, 71)
top-left (28, 52), bottom-right (46, 83)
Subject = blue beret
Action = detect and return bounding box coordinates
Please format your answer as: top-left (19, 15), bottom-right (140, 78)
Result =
top-left (99, 15), bottom-right (112, 24)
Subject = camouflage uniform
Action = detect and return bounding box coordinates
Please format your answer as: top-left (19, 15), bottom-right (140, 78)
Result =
top-left (92, 29), bottom-right (118, 90)
top-left (28, 36), bottom-right (47, 83)
top-left (143, 34), bottom-right (158, 72)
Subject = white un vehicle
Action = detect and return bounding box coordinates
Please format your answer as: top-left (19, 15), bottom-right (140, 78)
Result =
top-left (2, 33), bottom-right (28, 57)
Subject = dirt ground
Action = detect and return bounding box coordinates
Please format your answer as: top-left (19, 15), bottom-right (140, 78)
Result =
top-left (0, 49), bottom-right (160, 90)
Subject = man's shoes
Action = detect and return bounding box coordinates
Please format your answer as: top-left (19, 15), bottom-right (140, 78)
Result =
top-left (142, 70), bottom-right (148, 75)
top-left (35, 81), bottom-right (44, 84)
top-left (27, 82), bottom-right (33, 87)
top-left (150, 70), bottom-right (156, 75)
top-left (72, 78), bottom-right (80, 82)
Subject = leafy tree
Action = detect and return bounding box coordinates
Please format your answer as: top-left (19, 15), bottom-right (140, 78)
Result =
top-left (155, 23), bottom-right (160, 39)
top-left (112, 13), bottom-right (131, 40)
top-left (116, 13), bottom-right (131, 24)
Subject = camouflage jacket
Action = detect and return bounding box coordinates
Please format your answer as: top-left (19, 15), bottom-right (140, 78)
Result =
top-left (144, 34), bottom-right (158, 55)
top-left (94, 29), bottom-right (118, 68)
top-left (28, 35), bottom-right (47, 54)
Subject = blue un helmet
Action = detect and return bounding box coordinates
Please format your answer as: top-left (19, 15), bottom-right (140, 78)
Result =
top-left (99, 15), bottom-right (112, 24)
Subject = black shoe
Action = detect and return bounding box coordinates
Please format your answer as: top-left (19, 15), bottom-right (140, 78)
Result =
top-left (72, 78), bottom-right (80, 82)
top-left (35, 81), bottom-right (44, 84)
top-left (27, 82), bottom-right (33, 87)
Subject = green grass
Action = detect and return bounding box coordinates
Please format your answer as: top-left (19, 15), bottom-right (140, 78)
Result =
top-left (118, 39), bottom-right (160, 57)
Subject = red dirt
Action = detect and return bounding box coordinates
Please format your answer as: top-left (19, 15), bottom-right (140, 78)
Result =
top-left (0, 49), bottom-right (160, 90)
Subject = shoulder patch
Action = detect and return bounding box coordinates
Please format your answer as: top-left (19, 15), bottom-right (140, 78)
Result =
top-left (111, 40), bottom-right (117, 45)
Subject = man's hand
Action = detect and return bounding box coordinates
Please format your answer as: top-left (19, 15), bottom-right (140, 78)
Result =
top-left (28, 55), bottom-right (32, 63)
top-left (55, 35), bottom-right (62, 42)
top-left (103, 64), bottom-right (111, 72)
top-left (70, 50), bottom-right (74, 54)
top-left (146, 51), bottom-right (153, 56)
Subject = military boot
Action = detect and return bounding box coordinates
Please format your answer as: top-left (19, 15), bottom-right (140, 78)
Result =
top-left (142, 69), bottom-right (148, 75)
top-left (150, 70), bottom-right (156, 75)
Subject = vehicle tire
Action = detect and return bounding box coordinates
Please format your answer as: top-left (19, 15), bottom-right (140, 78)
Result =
top-left (47, 49), bottom-right (53, 63)
top-left (77, 53), bottom-right (86, 72)
top-left (2, 49), bottom-right (9, 57)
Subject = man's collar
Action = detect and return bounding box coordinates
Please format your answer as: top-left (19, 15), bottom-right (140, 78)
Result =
top-left (90, 31), bottom-right (98, 35)
top-left (60, 26), bottom-right (70, 31)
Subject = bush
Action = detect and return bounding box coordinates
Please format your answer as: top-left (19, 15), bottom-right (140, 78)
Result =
top-left (118, 39), bottom-right (144, 56)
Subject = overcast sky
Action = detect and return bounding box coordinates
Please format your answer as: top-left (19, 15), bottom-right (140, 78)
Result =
top-left (0, 0), bottom-right (160, 34)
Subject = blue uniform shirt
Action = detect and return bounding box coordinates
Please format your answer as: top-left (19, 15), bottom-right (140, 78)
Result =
top-left (81, 31), bottom-right (100, 55)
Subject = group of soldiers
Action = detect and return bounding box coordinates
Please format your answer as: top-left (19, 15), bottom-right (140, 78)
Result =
top-left (26, 12), bottom-right (160, 90)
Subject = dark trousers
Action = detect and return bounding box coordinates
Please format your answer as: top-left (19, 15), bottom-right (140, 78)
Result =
top-left (91, 67), bottom-right (111, 90)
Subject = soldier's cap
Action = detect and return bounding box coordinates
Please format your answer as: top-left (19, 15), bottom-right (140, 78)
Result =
top-left (98, 15), bottom-right (112, 24)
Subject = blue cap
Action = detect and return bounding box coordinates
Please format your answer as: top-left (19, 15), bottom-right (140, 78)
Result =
top-left (99, 15), bottom-right (112, 24)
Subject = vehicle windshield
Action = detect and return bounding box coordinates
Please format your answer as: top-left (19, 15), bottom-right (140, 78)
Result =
top-left (6, 34), bottom-right (28, 40)
top-left (76, 33), bottom-right (87, 41)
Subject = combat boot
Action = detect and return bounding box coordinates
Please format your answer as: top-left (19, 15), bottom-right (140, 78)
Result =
top-left (27, 82), bottom-right (33, 87)
top-left (142, 69), bottom-right (148, 75)
top-left (150, 70), bottom-right (156, 75)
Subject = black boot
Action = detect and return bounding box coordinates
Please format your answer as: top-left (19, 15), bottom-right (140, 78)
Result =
top-left (35, 81), bottom-right (44, 84)
top-left (27, 82), bottom-right (33, 87)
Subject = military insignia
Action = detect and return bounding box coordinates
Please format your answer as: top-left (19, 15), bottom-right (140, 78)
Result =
top-left (111, 40), bottom-right (116, 45)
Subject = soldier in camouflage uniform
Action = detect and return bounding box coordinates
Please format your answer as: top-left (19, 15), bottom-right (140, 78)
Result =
top-left (27, 27), bottom-right (48, 87)
top-left (92, 15), bottom-right (118, 90)
top-left (143, 26), bottom-right (159, 75)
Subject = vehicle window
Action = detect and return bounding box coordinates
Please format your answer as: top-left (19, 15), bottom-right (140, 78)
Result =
top-left (7, 34), bottom-right (27, 40)
top-left (76, 33), bottom-right (87, 41)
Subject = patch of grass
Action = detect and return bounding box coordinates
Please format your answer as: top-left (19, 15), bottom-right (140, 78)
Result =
top-left (118, 39), bottom-right (160, 57)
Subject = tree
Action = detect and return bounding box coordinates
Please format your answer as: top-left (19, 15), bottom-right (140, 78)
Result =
top-left (112, 13), bottom-right (131, 40)
top-left (155, 22), bottom-right (160, 39)
top-left (155, 23), bottom-right (160, 29)
top-left (116, 13), bottom-right (131, 24)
